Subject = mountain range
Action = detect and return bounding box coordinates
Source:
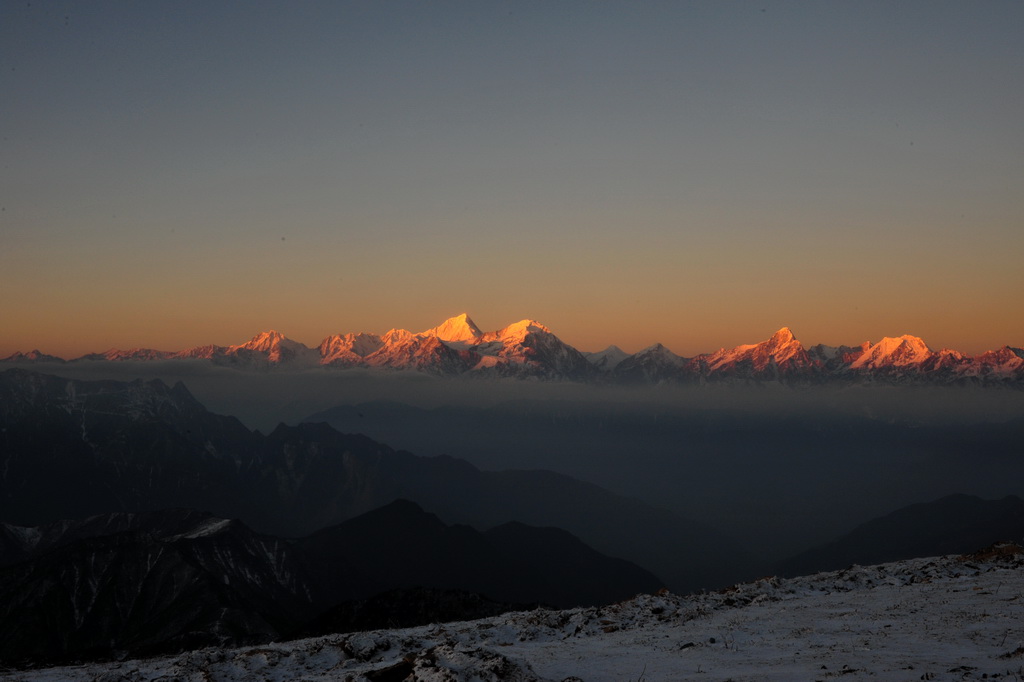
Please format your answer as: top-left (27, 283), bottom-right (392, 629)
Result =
top-left (0, 368), bottom-right (747, 594)
top-left (5, 314), bottom-right (1022, 385)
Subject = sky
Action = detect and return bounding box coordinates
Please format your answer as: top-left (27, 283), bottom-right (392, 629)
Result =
top-left (2, 1), bottom-right (1023, 358)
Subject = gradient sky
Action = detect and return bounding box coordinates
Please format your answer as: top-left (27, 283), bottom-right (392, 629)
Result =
top-left (2, 1), bottom-right (1022, 358)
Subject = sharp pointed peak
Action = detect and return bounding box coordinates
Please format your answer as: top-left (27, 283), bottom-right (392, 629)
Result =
top-left (421, 313), bottom-right (483, 342)
top-left (437, 312), bottom-right (477, 325)
top-left (758, 327), bottom-right (800, 349)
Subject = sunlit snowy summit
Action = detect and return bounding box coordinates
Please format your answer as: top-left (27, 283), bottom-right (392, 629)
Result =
top-left (4, 314), bottom-right (1023, 384)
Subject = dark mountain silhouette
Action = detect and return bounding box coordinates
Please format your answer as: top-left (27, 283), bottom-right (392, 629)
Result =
top-left (775, 494), bottom-right (1024, 577)
top-left (0, 369), bottom-right (255, 524)
top-left (0, 369), bottom-right (751, 593)
top-left (483, 520), bottom-right (663, 607)
top-left (0, 502), bottom-right (661, 667)
top-left (0, 509), bottom-right (314, 666)
top-left (300, 499), bottom-right (662, 609)
top-left (299, 499), bottom-right (510, 605)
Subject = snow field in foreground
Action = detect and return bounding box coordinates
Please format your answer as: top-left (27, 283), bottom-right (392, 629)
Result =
top-left (4, 547), bottom-right (1022, 681)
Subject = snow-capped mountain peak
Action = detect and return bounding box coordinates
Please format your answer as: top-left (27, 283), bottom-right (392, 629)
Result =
top-left (230, 330), bottom-right (289, 353)
top-left (3, 349), bottom-right (64, 363)
top-left (768, 326), bottom-right (795, 346)
top-left (461, 319), bottom-right (595, 379)
top-left (420, 313), bottom-right (483, 344)
top-left (980, 346), bottom-right (1024, 364)
top-left (584, 345), bottom-right (630, 370)
top-left (850, 334), bottom-right (933, 370)
top-left (215, 330), bottom-right (319, 366)
top-left (483, 319), bottom-right (552, 344)
top-left (763, 327), bottom-right (806, 363)
top-left (318, 332), bottom-right (385, 366)
top-left (381, 328), bottom-right (417, 345)
top-left (704, 327), bottom-right (812, 375)
top-left (636, 343), bottom-right (686, 362)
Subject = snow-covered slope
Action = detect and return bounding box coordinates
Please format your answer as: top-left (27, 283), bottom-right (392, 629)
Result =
top-left (613, 343), bottom-right (689, 384)
top-left (169, 331), bottom-right (320, 368)
top-left (848, 334), bottom-right (934, 371)
top-left (221, 330), bottom-right (321, 367)
top-left (470, 319), bottom-right (596, 379)
top-left (317, 332), bottom-right (385, 367)
top-left (363, 331), bottom-right (478, 375)
top-left (419, 313), bottom-right (484, 347)
top-left (958, 346), bottom-right (1024, 379)
top-left (582, 345), bottom-right (629, 371)
top-left (11, 544), bottom-right (1022, 681)
top-left (703, 327), bottom-right (818, 379)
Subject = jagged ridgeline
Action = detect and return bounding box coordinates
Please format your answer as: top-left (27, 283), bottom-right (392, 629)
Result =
top-left (4, 314), bottom-right (1023, 384)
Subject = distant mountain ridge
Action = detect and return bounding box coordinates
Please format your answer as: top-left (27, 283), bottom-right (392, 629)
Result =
top-left (775, 494), bottom-right (1024, 577)
top-left (5, 314), bottom-right (1023, 384)
top-left (0, 368), bottom-right (745, 593)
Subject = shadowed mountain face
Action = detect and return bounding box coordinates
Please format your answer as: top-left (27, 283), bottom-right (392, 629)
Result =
top-left (775, 494), bottom-right (1024, 577)
top-left (0, 369), bottom-right (746, 596)
top-left (299, 499), bottom-right (663, 609)
top-left (0, 502), bottom-right (662, 667)
top-left (483, 521), bottom-right (664, 607)
top-left (0, 369), bottom-right (256, 524)
top-left (0, 509), bottom-right (315, 666)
